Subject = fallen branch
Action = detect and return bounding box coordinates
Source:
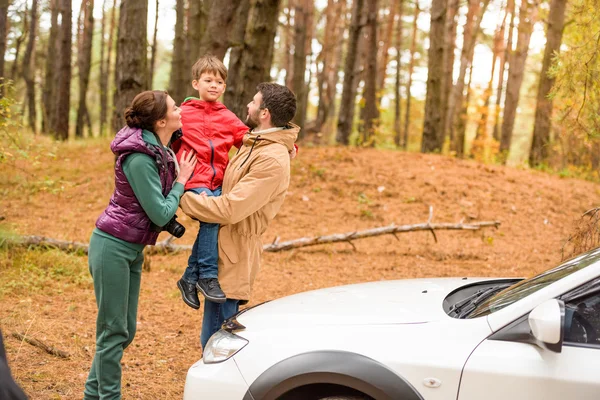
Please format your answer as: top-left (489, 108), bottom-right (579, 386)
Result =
top-left (262, 219), bottom-right (500, 252)
top-left (17, 213), bottom-right (500, 254)
top-left (11, 332), bottom-right (70, 359)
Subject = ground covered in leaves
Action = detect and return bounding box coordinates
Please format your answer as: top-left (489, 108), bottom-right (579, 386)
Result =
top-left (1, 136), bottom-right (599, 399)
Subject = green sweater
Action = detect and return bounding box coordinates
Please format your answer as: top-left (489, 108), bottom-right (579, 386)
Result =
top-left (95, 130), bottom-right (184, 250)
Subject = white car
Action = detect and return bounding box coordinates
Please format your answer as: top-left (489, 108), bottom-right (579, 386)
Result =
top-left (183, 248), bottom-right (600, 400)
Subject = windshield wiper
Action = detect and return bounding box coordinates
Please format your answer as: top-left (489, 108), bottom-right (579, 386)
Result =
top-left (449, 287), bottom-right (502, 319)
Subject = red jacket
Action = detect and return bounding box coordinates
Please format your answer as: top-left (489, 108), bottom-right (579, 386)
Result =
top-left (174, 98), bottom-right (249, 191)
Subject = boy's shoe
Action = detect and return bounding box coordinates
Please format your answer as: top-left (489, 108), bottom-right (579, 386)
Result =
top-left (177, 279), bottom-right (200, 309)
top-left (196, 278), bottom-right (226, 303)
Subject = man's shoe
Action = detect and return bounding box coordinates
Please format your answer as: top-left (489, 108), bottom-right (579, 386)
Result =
top-left (196, 278), bottom-right (226, 303)
top-left (177, 279), bottom-right (200, 309)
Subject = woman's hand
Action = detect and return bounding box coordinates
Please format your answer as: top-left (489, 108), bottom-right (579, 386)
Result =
top-left (177, 150), bottom-right (197, 185)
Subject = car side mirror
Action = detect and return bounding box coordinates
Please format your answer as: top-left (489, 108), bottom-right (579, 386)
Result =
top-left (528, 299), bottom-right (565, 353)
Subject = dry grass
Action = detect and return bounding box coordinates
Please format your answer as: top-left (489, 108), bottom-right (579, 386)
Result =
top-left (1, 135), bottom-right (600, 399)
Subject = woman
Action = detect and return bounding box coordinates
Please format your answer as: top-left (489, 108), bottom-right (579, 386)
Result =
top-left (84, 91), bottom-right (196, 400)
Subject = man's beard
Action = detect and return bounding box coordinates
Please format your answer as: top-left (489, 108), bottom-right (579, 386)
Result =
top-left (245, 110), bottom-right (259, 129)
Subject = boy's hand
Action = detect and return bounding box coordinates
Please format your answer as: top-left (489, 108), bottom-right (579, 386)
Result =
top-left (289, 144), bottom-right (299, 160)
top-left (177, 150), bottom-right (198, 185)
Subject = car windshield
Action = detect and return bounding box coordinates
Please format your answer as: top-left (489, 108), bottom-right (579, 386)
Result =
top-left (468, 247), bottom-right (600, 318)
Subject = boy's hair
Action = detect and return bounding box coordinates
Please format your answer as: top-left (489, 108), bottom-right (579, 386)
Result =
top-left (257, 83), bottom-right (296, 127)
top-left (191, 55), bottom-right (228, 81)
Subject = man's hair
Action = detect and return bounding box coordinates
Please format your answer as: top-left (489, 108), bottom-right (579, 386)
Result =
top-left (191, 54), bottom-right (228, 81)
top-left (257, 83), bottom-right (296, 127)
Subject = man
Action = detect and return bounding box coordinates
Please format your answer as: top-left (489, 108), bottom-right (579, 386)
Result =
top-left (179, 82), bottom-right (299, 349)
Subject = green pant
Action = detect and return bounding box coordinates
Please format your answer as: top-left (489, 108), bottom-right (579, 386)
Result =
top-left (84, 230), bottom-right (144, 400)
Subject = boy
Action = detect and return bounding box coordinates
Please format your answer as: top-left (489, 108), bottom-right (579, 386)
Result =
top-left (174, 55), bottom-right (249, 309)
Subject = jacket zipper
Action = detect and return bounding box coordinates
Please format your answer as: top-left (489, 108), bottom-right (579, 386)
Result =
top-left (209, 139), bottom-right (216, 189)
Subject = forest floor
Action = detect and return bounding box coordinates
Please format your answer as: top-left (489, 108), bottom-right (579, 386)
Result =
top-left (1, 135), bottom-right (599, 399)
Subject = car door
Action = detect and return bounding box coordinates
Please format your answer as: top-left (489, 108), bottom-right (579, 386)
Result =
top-left (457, 284), bottom-right (600, 400)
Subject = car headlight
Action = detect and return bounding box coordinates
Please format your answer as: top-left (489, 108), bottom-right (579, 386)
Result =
top-left (203, 330), bottom-right (249, 364)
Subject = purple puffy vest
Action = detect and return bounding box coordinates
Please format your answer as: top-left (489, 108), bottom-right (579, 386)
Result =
top-left (96, 126), bottom-right (177, 245)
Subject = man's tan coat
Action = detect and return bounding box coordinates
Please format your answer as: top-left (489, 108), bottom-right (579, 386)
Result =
top-left (180, 124), bottom-right (300, 301)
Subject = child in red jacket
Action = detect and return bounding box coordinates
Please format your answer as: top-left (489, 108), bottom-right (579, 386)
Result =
top-left (175, 55), bottom-right (248, 309)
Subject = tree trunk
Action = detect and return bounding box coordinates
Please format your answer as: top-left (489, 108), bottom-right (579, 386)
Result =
top-left (42, 0), bottom-right (59, 133)
top-left (223, 0), bottom-right (251, 113)
top-left (493, 0), bottom-right (515, 141)
top-left (421, 0), bottom-right (446, 153)
top-left (448, 0), bottom-right (491, 157)
top-left (473, 14), bottom-right (505, 152)
top-left (200, 0), bottom-right (245, 60)
top-left (499, 0), bottom-right (539, 157)
top-left (0, 0), bottom-right (9, 98)
top-left (76, 0), bottom-right (94, 138)
top-left (54, 0), bottom-right (72, 140)
top-left (336, 0), bottom-right (364, 145)
top-left (113, 0), bottom-right (148, 132)
top-left (439, 0), bottom-right (459, 145)
top-left (99, 0), bottom-right (116, 136)
top-left (393, 0), bottom-right (403, 147)
top-left (283, 0), bottom-right (294, 88)
top-left (310, 0), bottom-right (345, 136)
top-left (168, 0), bottom-right (187, 104)
top-left (360, 0), bottom-right (379, 146)
top-left (403, 1), bottom-right (419, 149)
top-left (292, 0), bottom-right (314, 135)
top-left (185, 0), bottom-right (209, 98)
top-left (377, 0), bottom-right (399, 96)
top-left (22, 0), bottom-right (38, 133)
top-left (11, 2), bottom-right (28, 82)
top-left (148, 0), bottom-right (159, 88)
top-left (227, 0), bottom-right (282, 120)
top-left (529, 0), bottom-right (567, 167)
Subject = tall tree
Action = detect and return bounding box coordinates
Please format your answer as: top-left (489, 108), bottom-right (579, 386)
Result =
top-left (529, 0), bottom-right (567, 167)
top-left (113, 0), bottom-right (148, 132)
top-left (439, 0), bottom-right (459, 143)
top-left (10, 2), bottom-right (28, 81)
top-left (499, 0), bottom-right (539, 157)
top-left (168, 0), bottom-right (187, 104)
top-left (283, 0), bottom-right (294, 88)
top-left (148, 0), bottom-right (159, 88)
top-left (403, 0), bottom-right (419, 149)
top-left (493, 0), bottom-right (515, 141)
top-left (360, 0), bottom-right (379, 145)
top-left (336, 0), bottom-right (364, 145)
top-left (199, 0), bottom-right (247, 60)
top-left (377, 0), bottom-right (400, 95)
top-left (227, 0), bottom-right (282, 120)
top-left (99, 0), bottom-right (117, 136)
top-left (0, 0), bottom-right (9, 98)
top-left (223, 0), bottom-right (251, 112)
top-left (54, 0), bottom-right (72, 139)
top-left (473, 10), bottom-right (507, 153)
top-left (421, 0), bottom-right (446, 152)
top-left (393, 0), bottom-right (403, 147)
top-left (185, 0), bottom-right (209, 98)
top-left (448, 0), bottom-right (491, 157)
top-left (42, 0), bottom-right (59, 133)
top-left (311, 0), bottom-right (346, 135)
top-left (292, 0), bottom-right (314, 135)
top-left (22, 0), bottom-right (38, 133)
top-left (76, 0), bottom-right (94, 137)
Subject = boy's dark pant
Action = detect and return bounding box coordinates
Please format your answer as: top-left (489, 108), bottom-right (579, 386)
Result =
top-left (182, 186), bottom-right (222, 284)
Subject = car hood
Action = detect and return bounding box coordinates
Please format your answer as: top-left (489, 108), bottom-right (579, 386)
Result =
top-left (238, 277), bottom-right (497, 328)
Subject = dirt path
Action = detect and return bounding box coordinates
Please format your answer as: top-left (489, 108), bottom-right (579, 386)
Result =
top-left (1, 139), bottom-right (598, 399)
